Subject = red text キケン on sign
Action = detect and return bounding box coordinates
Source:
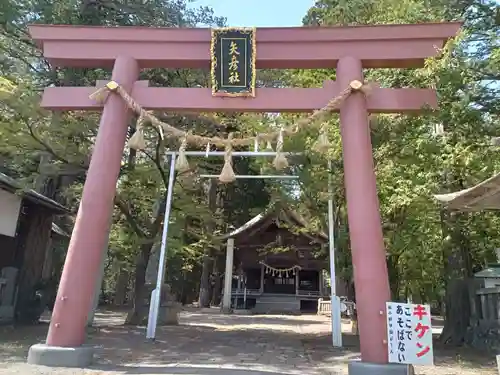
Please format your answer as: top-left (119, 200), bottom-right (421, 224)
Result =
top-left (386, 302), bottom-right (433, 365)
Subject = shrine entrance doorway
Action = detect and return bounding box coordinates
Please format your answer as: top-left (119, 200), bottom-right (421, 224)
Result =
top-left (27, 22), bottom-right (460, 373)
top-left (264, 274), bottom-right (296, 295)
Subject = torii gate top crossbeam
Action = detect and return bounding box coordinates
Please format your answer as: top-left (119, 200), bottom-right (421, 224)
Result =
top-left (28, 23), bottom-right (461, 69)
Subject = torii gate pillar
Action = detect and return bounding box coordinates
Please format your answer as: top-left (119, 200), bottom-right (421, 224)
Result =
top-left (27, 56), bottom-right (139, 367)
top-left (338, 56), bottom-right (392, 365)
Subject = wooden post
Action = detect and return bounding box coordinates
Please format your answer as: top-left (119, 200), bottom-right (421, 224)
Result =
top-left (45, 56), bottom-right (139, 347)
top-left (222, 238), bottom-right (234, 313)
top-left (260, 263), bottom-right (264, 293)
top-left (337, 56), bottom-right (391, 363)
top-left (319, 270), bottom-right (323, 296)
top-left (295, 270), bottom-right (299, 296)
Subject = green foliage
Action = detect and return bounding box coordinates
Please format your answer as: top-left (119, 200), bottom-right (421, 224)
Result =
top-left (285, 0), bottom-right (500, 306)
top-left (0, 0), bottom-right (276, 305)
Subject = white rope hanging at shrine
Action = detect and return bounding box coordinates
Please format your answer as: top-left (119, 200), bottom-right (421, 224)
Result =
top-left (259, 261), bottom-right (301, 278)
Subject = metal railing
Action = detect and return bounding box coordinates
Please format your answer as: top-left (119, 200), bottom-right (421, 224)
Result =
top-left (474, 287), bottom-right (500, 324)
top-left (231, 288), bottom-right (262, 295)
top-left (297, 290), bottom-right (322, 297)
top-left (318, 297), bottom-right (356, 317)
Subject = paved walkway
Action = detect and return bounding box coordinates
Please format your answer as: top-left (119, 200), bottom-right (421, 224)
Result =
top-left (0, 309), bottom-right (495, 375)
top-left (0, 309), bottom-right (354, 375)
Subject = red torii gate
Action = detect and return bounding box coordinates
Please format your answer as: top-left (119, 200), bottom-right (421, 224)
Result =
top-left (27, 23), bottom-right (460, 372)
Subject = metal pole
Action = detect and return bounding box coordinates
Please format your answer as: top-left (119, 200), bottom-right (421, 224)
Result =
top-left (328, 160), bottom-right (343, 347)
top-left (164, 151), bottom-right (300, 157)
top-left (199, 174), bottom-right (299, 180)
top-left (146, 152), bottom-right (177, 340)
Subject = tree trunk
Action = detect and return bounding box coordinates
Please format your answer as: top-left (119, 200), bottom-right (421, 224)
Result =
top-left (211, 274), bottom-right (222, 306)
top-left (439, 210), bottom-right (474, 345)
top-left (387, 254), bottom-right (401, 300)
top-left (198, 251), bottom-right (212, 307)
top-left (347, 279), bottom-right (356, 302)
top-left (211, 255), bottom-right (223, 306)
top-left (198, 179), bottom-right (218, 308)
top-left (114, 268), bottom-right (130, 306)
top-left (34, 153), bottom-right (56, 196)
top-left (440, 278), bottom-right (473, 345)
top-left (14, 203), bottom-right (53, 323)
top-left (125, 243), bottom-right (152, 325)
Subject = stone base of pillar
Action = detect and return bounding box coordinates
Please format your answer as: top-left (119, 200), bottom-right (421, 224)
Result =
top-left (200, 307), bottom-right (216, 313)
top-left (27, 343), bottom-right (94, 368)
top-left (233, 309), bottom-right (252, 315)
top-left (221, 306), bottom-right (232, 314)
top-left (348, 361), bottom-right (414, 375)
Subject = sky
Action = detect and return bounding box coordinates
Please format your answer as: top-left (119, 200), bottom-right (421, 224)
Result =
top-left (189, 0), bottom-right (316, 27)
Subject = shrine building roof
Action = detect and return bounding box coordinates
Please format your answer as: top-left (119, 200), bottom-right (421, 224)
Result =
top-left (219, 204), bottom-right (328, 243)
top-left (434, 171), bottom-right (500, 211)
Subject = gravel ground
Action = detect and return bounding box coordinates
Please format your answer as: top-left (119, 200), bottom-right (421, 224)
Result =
top-left (0, 308), bottom-right (496, 375)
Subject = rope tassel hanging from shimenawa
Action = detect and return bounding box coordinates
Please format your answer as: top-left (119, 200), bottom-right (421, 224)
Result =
top-left (89, 80), bottom-right (359, 160)
top-left (219, 133), bottom-right (236, 183)
top-left (272, 128), bottom-right (288, 170)
top-left (127, 114), bottom-right (147, 150)
top-left (313, 123), bottom-right (330, 153)
top-left (175, 134), bottom-right (190, 172)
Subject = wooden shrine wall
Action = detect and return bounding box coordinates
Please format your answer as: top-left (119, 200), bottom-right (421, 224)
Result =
top-left (234, 224), bottom-right (327, 270)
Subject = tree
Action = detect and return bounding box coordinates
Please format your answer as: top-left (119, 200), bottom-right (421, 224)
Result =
top-left (292, 0), bottom-right (500, 346)
top-left (1, 0), bottom-right (274, 321)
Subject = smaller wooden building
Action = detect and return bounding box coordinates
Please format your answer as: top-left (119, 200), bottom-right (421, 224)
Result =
top-left (220, 205), bottom-right (329, 314)
top-left (0, 173), bottom-right (69, 323)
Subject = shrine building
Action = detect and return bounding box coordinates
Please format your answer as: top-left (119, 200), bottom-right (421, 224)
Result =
top-left (220, 205), bottom-right (330, 314)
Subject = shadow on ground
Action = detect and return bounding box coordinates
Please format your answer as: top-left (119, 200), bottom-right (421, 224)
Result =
top-left (303, 331), bottom-right (497, 372)
top-left (97, 364), bottom-right (308, 375)
top-left (0, 323), bottom-right (47, 363)
top-left (0, 309), bottom-right (497, 375)
top-left (90, 324), bottom-right (334, 374)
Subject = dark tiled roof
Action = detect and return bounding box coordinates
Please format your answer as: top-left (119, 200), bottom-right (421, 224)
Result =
top-left (0, 172), bottom-right (69, 214)
top-left (220, 203), bottom-right (327, 242)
